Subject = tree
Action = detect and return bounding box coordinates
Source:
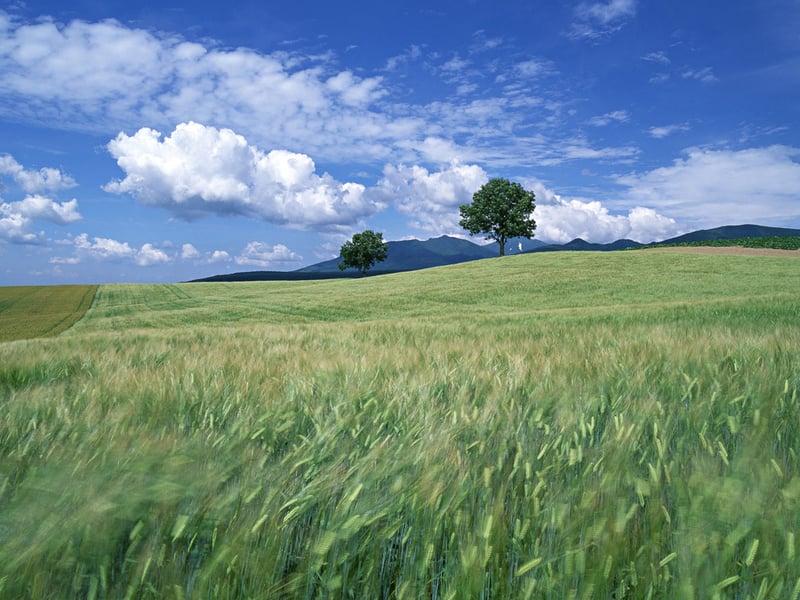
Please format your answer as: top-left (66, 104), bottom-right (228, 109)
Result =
top-left (338, 230), bottom-right (389, 276)
top-left (459, 178), bottom-right (536, 256)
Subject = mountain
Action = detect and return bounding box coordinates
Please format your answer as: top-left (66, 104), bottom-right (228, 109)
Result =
top-left (190, 224), bottom-right (800, 282)
top-left (529, 238), bottom-right (642, 253)
top-left (658, 224), bottom-right (800, 245)
top-left (191, 235), bottom-right (500, 282)
top-left (297, 235), bottom-right (496, 274)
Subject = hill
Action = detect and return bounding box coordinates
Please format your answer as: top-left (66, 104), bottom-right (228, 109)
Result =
top-left (191, 224), bottom-right (800, 282)
top-left (193, 235), bottom-right (503, 282)
top-left (528, 238), bottom-right (642, 253)
top-left (659, 223), bottom-right (800, 244)
top-left (297, 235), bottom-right (497, 273)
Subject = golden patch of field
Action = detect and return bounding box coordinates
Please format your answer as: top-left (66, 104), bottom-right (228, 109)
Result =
top-left (0, 285), bottom-right (98, 342)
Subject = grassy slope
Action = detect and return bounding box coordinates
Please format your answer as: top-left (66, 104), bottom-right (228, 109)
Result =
top-left (0, 285), bottom-right (97, 342)
top-left (1, 252), bottom-right (799, 599)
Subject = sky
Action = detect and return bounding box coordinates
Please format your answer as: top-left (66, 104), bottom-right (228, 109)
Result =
top-left (1, 0), bottom-right (798, 284)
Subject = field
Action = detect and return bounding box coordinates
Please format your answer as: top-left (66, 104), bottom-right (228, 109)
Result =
top-left (1, 252), bottom-right (799, 599)
top-left (0, 285), bottom-right (97, 342)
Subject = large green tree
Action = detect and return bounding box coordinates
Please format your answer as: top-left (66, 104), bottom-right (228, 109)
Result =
top-left (338, 230), bottom-right (389, 276)
top-left (459, 178), bottom-right (536, 256)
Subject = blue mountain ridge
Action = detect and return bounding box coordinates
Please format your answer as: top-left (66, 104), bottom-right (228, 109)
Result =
top-left (190, 224), bottom-right (800, 282)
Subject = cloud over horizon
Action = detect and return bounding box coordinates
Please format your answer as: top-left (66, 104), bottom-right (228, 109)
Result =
top-left (617, 145), bottom-right (800, 227)
top-left (528, 181), bottom-right (680, 244)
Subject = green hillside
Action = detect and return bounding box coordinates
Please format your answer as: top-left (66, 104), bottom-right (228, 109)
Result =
top-left (2, 252), bottom-right (799, 598)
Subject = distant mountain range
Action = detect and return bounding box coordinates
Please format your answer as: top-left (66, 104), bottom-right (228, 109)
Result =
top-left (191, 224), bottom-right (800, 282)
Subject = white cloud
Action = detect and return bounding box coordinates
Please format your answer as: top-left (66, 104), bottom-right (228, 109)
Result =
top-left (0, 155), bottom-right (82, 243)
top-left (384, 45), bottom-right (422, 71)
top-left (0, 14), bottom-right (623, 172)
top-left (617, 145), bottom-right (800, 226)
top-left (209, 250), bottom-right (231, 263)
top-left (136, 243), bottom-right (170, 266)
top-left (235, 242), bottom-right (303, 267)
top-left (558, 136), bottom-right (639, 162)
top-left (681, 67), bottom-right (718, 83)
top-left (0, 16), bottom-right (403, 164)
top-left (649, 73), bottom-right (670, 84)
top-left (648, 124), bottom-right (690, 139)
top-left (104, 122), bottom-right (381, 229)
top-left (2, 195), bottom-right (81, 224)
top-left (570, 0), bottom-right (637, 39)
top-left (325, 71), bottom-right (386, 106)
top-left (441, 56), bottom-right (471, 75)
top-left (0, 210), bottom-right (42, 244)
top-left (56, 233), bottom-right (173, 266)
top-left (529, 181), bottom-right (680, 244)
top-left (374, 161), bottom-right (489, 233)
top-left (642, 51), bottom-right (671, 66)
top-left (0, 154), bottom-right (77, 193)
top-left (586, 110), bottom-right (630, 127)
top-left (74, 233), bottom-right (134, 259)
top-left (181, 243), bottom-right (200, 259)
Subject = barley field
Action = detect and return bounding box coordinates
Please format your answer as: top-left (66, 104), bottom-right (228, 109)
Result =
top-left (0, 285), bottom-right (97, 342)
top-left (1, 252), bottom-right (799, 599)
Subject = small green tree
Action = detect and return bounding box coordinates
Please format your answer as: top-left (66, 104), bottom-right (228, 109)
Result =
top-left (459, 178), bottom-right (536, 256)
top-left (338, 230), bottom-right (389, 276)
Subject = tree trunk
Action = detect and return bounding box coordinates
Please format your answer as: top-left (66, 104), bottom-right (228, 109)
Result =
top-left (498, 238), bottom-right (506, 256)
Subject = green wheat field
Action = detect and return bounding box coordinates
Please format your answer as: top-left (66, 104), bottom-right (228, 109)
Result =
top-left (1, 251), bottom-right (799, 599)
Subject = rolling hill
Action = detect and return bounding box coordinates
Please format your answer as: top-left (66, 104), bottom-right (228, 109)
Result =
top-left (191, 224), bottom-right (800, 282)
top-left (658, 224), bottom-right (800, 244)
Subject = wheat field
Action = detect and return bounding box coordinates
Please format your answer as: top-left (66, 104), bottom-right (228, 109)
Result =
top-left (1, 252), bottom-right (799, 599)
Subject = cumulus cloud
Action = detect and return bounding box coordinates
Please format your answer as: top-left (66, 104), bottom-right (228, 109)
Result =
top-left (73, 233), bottom-right (134, 260)
top-left (181, 243), bottom-right (200, 259)
top-left (374, 161), bottom-right (489, 233)
top-left (235, 242), bottom-right (303, 267)
top-left (529, 181), bottom-right (680, 244)
top-left (51, 233), bottom-right (173, 266)
top-left (0, 154), bottom-right (82, 243)
top-left (2, 195), bottom-right (81, 225)
top-left (104, 122), bottom-right (381, 229)
top-left (569, 0), bottom-right (637, 39)
top-left (0, 154), bottom-right (77, 193)
top-left (616, 145), bottom-right (800, 226)
top-left (136, 243), bottom-right (170, 266)
top-left (0, 210), bottom-right (42, 244)
top-left (209, 250), bottom-right (231, 263)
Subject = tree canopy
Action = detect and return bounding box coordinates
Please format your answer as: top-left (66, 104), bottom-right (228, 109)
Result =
top-left (459, 178), bottom-right (536, 256)
top-left (338, 230), bottom-right (389, 276)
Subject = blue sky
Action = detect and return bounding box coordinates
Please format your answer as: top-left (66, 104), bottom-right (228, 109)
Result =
top-left (1, 0), bottom-right (798, 284)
